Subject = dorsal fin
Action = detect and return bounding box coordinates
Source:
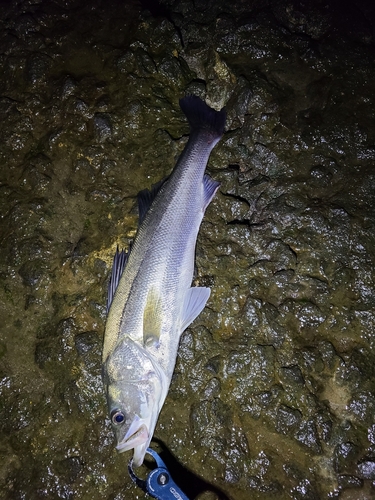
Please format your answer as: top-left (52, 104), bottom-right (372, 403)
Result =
top-left (137, 177), bottom-right (168, 226)
top-left (107, 245), bottom-right (130, 314)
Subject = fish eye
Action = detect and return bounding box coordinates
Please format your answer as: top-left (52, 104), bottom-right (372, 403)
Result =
top-left (111, 409), bottom-right (125, 425)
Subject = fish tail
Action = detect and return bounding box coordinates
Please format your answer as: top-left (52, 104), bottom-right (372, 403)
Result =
top-left (179, 95), bottom-right (226, 141)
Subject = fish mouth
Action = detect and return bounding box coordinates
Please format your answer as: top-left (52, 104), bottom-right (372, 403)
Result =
top-left (116, 423), bottom-right (149, 453)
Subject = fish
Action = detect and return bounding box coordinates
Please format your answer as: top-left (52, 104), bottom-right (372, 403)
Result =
top-left (102, 95), bottom-right (226, 467)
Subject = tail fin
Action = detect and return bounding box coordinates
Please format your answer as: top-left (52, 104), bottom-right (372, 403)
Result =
top-left (179, 95), bottom-right (226, 141)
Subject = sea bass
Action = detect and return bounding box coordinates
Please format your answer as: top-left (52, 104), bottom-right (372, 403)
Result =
top-left (102, 95), bottom-right (226, 467)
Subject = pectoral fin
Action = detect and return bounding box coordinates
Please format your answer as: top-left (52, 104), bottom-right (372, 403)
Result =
top-left (143, 288), bottom-right (163, 347)
top-left (181, 287), bottom-right (211, 332)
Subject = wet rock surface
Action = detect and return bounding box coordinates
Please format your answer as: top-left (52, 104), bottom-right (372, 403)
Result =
top-left (1, 0), bottom-right (375, 498)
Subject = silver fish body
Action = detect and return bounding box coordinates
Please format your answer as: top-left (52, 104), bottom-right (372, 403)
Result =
top-left (102, 95), bottom-right (226, 466)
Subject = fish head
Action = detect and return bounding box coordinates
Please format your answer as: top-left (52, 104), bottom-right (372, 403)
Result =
top-left (102, 337), bottom-right (168, 467)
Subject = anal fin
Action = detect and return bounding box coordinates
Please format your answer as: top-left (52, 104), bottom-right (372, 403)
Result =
top-left (203, 174), bottom-right (220, 211)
